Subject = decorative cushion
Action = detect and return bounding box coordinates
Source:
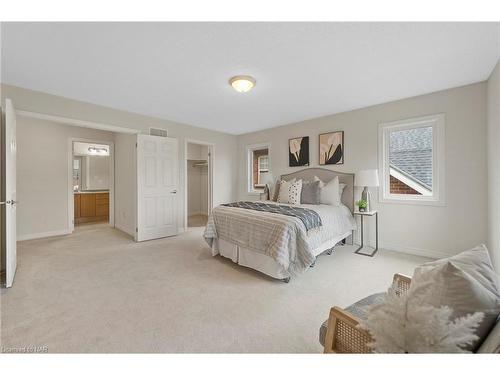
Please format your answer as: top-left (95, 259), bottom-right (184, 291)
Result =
top-left (407, 244), bottom-right (500, 352)
top-left (272, 178), bottom-right (294, 202)
top-left (319, 292), bottom-right (385, 346)
top-left (477, 318), bottom-right (500, 353)
top-left (314, 176), bottom-right (341, 206)
top-left (271, 180), bottom-right (280, 201)
top-left (339, 183), bottom-right (347, 200)
top-left (277, 179), bottom-right (302, 205)
top-left (300, 180), bottom-right (321, 204)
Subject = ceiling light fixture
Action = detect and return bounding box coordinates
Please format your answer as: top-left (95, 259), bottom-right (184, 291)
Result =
top-left (88, 146), bottom-right (109, 155)
top-left (229, 75), bottom-right (256, 93)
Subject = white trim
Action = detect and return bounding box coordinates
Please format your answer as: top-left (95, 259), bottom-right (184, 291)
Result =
top-left (184, 139), bottom-right (214, 231)
top-left (246, 142), bottom-right (271, 194)
top-left (68, 138), bottom-right (115, 233)
top-left (17, 110), bottom-right (140, 134)
top-left (378, 113), bottom-right (446, 206)
top-left (18, 229), bottom-right (72, 242)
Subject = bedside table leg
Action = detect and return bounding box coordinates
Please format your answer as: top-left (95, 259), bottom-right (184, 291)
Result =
top-left (355, 213), bottom-right (378, 257)
top-left (355, 215), bottom-right (364, 253)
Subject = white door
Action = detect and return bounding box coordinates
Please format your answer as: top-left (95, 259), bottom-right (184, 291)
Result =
top-left (3, 99), bottom-right (17, 287)
top-left (137, 134), bottom-right (178, 241)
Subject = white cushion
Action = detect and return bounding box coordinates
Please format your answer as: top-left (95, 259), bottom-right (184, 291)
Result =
top-left (314, 176), bottom-right (340, 206)
top-left (277, 179), bottom-right (302, 205)
top-left (272, 178), bottom-right (294, 202)
top-left (407, 244), bottom-right (500, 351)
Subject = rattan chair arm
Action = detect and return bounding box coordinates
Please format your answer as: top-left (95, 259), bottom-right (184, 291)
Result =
top-left (393, 273), bottom-right (412, 295)
top-left (323, 306), bottom-right (373, 353)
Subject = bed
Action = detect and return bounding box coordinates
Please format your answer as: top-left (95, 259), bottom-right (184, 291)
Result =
top-left (203, 168), bottom-right (357, 282)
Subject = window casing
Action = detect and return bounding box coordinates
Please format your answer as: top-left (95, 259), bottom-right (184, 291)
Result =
top-left (247, 143), bottom-right (271, 194)
top-left (378, 114), bottom-right (445, 206)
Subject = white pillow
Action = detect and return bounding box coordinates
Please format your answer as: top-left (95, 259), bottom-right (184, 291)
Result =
top-left (314, 176), bottom-right (341, 206)
top-left (407, 244), bottom-right (500, 352)
top-left (277, 179), bottom-right (302, 205)
top-left (339, 183), bottom-right (347, 200)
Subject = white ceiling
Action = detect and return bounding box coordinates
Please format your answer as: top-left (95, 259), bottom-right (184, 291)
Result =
top-left (1, 22), bottom-right (499, 135)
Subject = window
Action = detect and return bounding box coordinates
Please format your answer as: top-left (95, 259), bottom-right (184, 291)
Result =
top-left (257, 155), bottom-right (269, 186)
top-left (247, 143), bottom-right (271, 193)
top-left (379, 114), bottom-right (445, 205)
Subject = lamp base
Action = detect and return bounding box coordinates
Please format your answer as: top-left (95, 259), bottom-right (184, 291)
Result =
top-left (261, 184), bottom-right (270, 201)
top-left (361, 187), bottom-right (371, 212)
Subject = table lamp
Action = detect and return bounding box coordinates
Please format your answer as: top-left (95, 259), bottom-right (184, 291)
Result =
top-left (354, 169), bottom-right (379, 212)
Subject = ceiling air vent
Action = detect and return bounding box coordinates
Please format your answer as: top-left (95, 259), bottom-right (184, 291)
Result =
top-left (149, 127), bottom-right (168, 137)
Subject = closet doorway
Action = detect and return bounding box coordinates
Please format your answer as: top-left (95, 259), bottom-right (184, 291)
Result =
top-left (184, 140), bottom-right (213, 229)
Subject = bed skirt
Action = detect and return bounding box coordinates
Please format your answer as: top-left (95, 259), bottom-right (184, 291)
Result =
top-left (211, 231), bottom-right (352, 281)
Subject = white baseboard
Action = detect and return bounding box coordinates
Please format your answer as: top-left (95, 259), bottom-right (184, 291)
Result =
top-left (18, 229), bottom-right (72, 242)
top-left (375, 240), bottom-right (451, 259)
top-left (114, 223), bottom-right (135, 238)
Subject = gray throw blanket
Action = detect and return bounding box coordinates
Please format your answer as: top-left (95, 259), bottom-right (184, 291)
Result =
top-left (222, 201), bottom-right (322, 231)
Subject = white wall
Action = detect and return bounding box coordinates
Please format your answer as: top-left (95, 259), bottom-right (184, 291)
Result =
top-left (237, 83), bottom-right (488, 259)
top-left (3, 80), bottom-right (493, 258)
top-left (487, 60), bottom-right (500, 271)
top-left (16, 116), bottom-right (115, 240)
top-left (114, 133), bottom-right (136, 237)
top-left (1, 84), bottom-right (238, 236)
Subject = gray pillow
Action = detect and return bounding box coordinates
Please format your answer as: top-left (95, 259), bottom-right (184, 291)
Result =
top-left (300, 180), bottom-right (321, 204)
top-left (271, 180), bottom-right (280, 202)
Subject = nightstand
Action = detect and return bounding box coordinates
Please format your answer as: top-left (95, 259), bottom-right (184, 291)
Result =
top-left (353, 210), bottom-right (378, 257)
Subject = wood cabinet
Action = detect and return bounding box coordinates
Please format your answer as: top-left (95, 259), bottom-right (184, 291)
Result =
top-left (74, 192), bottom-right (109, 224)
top-left (74, 194), bottom-right (81, 218)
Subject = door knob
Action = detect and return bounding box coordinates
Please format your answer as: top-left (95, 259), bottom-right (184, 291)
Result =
top-left (0, 200), bottom-right (16, 205)
top-left (171, 190), bottom-right (177, 194)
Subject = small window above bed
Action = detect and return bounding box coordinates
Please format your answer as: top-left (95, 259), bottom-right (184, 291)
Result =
top-left (378, 114), bottom-right (445, 206)
top-left (247, 143), bottom-right (271, 193)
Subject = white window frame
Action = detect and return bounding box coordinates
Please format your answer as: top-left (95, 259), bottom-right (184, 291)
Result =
top-left (257, 155), bottom-right (269, 186)
top-left (378, 114), bottom-right (445, 206)
top-left (247, 142), bottom-right (271, 194)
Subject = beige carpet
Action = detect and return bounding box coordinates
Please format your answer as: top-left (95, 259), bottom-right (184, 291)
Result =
top-left (0, 224), bottom-right (429, 353)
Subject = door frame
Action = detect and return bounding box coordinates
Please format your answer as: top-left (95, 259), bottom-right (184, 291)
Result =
top-left (67, 138), bottom-right (115, 232)
top-left (2, 99), bottom-right (17, 288)
top-left (184, 138), bottom-right (214, 231)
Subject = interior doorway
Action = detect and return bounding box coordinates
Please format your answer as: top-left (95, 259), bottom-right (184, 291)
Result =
top-left (68, 139), bottom-right (114, 231)
top-left (184, 140), bottom-right (213, 229)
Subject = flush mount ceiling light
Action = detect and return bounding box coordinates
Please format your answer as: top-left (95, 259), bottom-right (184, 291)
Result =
top-left (88, 146), bottom-right (109, 156)
top-left (229, 75), bottom-right (256, 93)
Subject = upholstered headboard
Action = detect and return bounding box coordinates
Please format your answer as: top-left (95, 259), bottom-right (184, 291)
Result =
top-left (280, 168), bottom-right (355, 213)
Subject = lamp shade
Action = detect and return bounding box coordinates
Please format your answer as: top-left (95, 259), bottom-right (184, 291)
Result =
top-left (355, 169), bottom-right (379, 187)
top-left (260, 172), bottom-right (274, 186)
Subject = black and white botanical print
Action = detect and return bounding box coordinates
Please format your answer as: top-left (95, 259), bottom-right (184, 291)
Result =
top-left (289, 136), bottom-right (309, 167)
top-left (319, 131), bottom-right (343, 165)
